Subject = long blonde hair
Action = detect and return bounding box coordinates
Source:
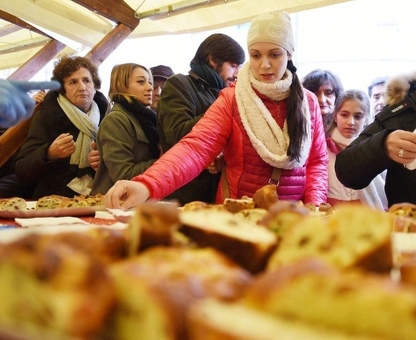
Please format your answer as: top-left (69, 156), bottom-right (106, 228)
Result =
top-left (108, 63), bottom-right (153, 104)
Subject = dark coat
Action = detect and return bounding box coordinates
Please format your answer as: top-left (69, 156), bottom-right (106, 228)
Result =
top-left (156, 72), bottom-right (221, 205)
top-left (335, 81), bottom-right (416, 207)
top-left (14, 90), bottom-right (108, 199)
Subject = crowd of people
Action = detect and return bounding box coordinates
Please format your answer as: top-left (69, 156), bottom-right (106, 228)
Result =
top-left (1, 10), bottom-right (415, 209)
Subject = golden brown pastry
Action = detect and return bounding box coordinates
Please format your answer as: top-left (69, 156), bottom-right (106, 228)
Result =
top-left (252, 184), bottom-right (279, 210)
top-left (109, 246), bottom-right (252, 340)
top-left (0, 197), bottom-right (27, 211)
top-left (244, 258), bottom-right (416, 340)
top-left (0, 233), bottom-right (116, 339)
top-left (179, 208), bottom-right (277, 273)
top-left (389, 202), bottom-right (416, 219)
top-left (258, 200), bottom-right (310, 238)
top-left (35, 195), bottom-right (73, 209)
top-left (267, 204), bottom-right (393, 273)
top-left (128, 201), bottom-right (180, 255)
top-left (223, 197), bottom-right (255, 213)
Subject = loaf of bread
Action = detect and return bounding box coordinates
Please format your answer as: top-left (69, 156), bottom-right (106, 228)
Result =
top-left (127, 201), bottom-right (180, 255)
top-left (73, 193), bottom-right (105, 207)
top-left (0, 197), bottom-right (27, 211)
top-left (244, 258), bottom-right (416, 340)
top-left (50, 227), bottom-right (128, 264)
top-left (235, 207), bottom-right (268, 224)
top-left (179, 208), bottom-right (277, 273)
top-left (267, 203), bottom-right (393, 273)
top-left (0, 233), bottom-right (116, 339)
top-left (252, 184), bottom-right (279, 210)
top-left (223, 197), bottom-right (255, 213)
top-left (389, 202), bottom-right (416, 232)
top-left (109, 246), bottom-right (252, 340)
top-left (258, 200), bottom-right (310, 238)
top-left (35, 195), bottom-right (72, 209)
top-left (389, 202), bottom-right (416, 218)
top-left (35, 194), bottom-right (105, 210)
top-left (187, 298), bottom-right (376, 340)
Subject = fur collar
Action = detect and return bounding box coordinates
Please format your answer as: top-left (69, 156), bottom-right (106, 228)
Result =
top-left (385, 71), bottom-right (416, 106)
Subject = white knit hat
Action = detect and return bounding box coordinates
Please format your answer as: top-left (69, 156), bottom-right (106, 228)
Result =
top-left (247, 11), bottom-right (295, 55)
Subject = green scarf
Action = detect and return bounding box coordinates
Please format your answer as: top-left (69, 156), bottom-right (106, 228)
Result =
top-left (190, 60), bottom-right (224, 93)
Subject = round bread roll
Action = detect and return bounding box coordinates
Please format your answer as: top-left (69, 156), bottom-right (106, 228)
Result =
top-left (388, 202), bottom-right (416, 219)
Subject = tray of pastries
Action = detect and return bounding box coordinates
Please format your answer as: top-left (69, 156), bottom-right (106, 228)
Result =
top-left (0, 194), bottom-right (105, 218)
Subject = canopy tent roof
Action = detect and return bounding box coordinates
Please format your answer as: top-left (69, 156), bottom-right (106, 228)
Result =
top-left (0, 0), bottom-right (352, 76)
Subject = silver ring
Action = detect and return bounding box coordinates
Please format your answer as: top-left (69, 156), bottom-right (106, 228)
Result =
top-left (399, 148), bottom-right (404, 158)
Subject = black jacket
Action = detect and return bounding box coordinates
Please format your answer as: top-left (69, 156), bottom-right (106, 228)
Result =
top-left (156, 72), bottom-right (221, 205)
top-left (15, 90), bottom-right (108, 199)
top-left (335, 80), bottom-right (416, 207)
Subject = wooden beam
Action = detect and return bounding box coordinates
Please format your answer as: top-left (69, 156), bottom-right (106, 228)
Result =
top-left (0, 39), bottom-right (48, 55)
top-left (8, 39), bottom-right (66, 81)
top-left (72, 0), bottom-right (140, 30)
top-left (0, 9), bottom-right (50, 38)
top-left (86, 23), bottom-right (133, 66)
top-left (0, 116), bottom-right (33, 168)
top-left (0, 23), bottom-right (21, 38)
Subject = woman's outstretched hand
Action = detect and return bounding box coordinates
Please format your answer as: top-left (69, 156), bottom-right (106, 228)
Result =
top-left (105, 180), bottom-right (151, 210)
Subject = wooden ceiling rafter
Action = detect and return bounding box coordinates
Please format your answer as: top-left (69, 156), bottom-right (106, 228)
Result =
top-left (0, 9), bottom-right (51, 38)
top-left (72, 0), bottom-right (140, 30)
top-left (72, 0), bottom-right (141, 66)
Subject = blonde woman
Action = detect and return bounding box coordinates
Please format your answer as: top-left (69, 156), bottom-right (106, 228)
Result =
top-left (91, 63), bottom-right (160, 194)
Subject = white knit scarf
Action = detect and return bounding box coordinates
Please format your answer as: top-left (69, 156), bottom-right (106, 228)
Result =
top-left (57, 94), bottom-right (100, 169)
top-left (330, 127), bottom-right (355, 151)
top-left (235, 62), bottom-right (311, 169)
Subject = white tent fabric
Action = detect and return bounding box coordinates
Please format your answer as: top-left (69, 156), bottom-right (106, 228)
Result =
top-left (0, 0), bottom-right (352, 71)
top-left (126, 0), bottom-right (351, 37)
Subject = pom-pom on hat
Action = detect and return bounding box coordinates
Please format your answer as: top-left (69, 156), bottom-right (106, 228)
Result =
top-left (247, 11), bottom-right (295, 55)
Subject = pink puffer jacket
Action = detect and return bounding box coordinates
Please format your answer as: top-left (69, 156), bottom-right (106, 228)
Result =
top-left (133, 85), bottom-right (328, 205)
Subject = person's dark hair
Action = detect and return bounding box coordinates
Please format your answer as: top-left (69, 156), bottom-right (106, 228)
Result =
top-left (52, 55), bottom-right (101, 95)
top-left (301, 69), bottom-right (344, 99)
top-left (325, 89), bottom-right (370, 137)
top-left (368, 76), bottom-right (387, 97)
top-left (190, 33), bottom-right (245, 68)
top-left (287, 60), bottom-right (308, 161)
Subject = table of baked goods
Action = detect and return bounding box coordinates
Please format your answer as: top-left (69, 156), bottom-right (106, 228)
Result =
top-left (1, 189), bottom-right (416, 340)
top-left (0, 200), bottom-right (131, 244)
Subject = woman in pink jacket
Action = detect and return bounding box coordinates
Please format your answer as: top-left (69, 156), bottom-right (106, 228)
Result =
top-left (105, 11), bottom-right (328, 209)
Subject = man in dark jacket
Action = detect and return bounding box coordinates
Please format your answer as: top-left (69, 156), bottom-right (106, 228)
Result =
top-left (335, 73), bottom-right (416, 207)
top-left (157, 33), bottom-right (245, 205)
top-left (14, 56), bottom-right (108, 199)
